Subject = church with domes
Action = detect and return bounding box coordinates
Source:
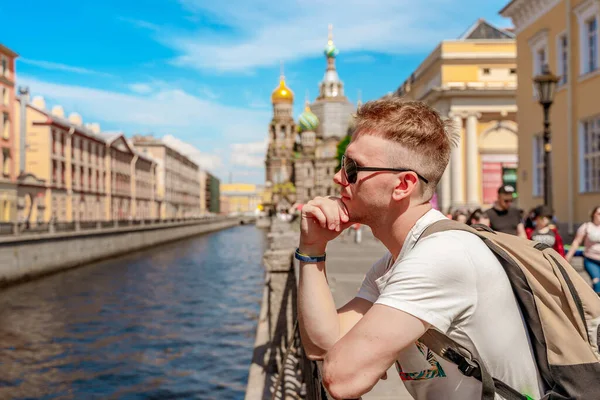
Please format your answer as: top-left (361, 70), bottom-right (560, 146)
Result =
top-left (265, 25), bottom-right (355, 209)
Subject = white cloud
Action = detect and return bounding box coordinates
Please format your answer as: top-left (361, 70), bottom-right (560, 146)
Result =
top-left (128, 83), bottom-right (153, 94)
top-left (144, 0), bottom-right (471, 72)
top-left (199, 85), bottom-right (219, 100)
top-left (18, 75), bottom-right (269, 145)
top-left (162, 134), bottom-right (223, 171)
top-left (344, 53), bottom-right (377, 64)
top-left (19, 58), bottom-right (113, 77)
top-left (230, 139), bottom-right (268, 168)
top-left (17, 75), bottom-right (271, 182)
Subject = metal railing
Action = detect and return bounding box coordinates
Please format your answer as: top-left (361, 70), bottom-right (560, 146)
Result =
top-left (0, 215), bottom-right (234, 237)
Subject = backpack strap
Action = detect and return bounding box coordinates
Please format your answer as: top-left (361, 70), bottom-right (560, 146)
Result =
top-left (416, 219), bottom-right (527, 400)
top-left (419, 219), bottom-right (487, 242)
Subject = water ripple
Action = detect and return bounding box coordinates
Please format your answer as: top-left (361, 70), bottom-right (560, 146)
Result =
top-left (0, 225), bottom-right (266, 399)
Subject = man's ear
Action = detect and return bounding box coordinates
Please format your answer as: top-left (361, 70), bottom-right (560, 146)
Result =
top-left (391, 173), bottom-right (418, 202)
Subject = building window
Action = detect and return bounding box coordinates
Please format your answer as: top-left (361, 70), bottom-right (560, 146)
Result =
top-left (2, 149), bottom-right (9, 177)
top-left (532, 135), bottom-right (544, 197)
top-left (577, 2), bottom-right (600, 75)
top-left (588, 18), bottom-right (598, 72)
top-left (557, 33), bottom-right (568, 85)
top-left (1, 57), bottom-right (6, 77)
top-left (537, 48), bottom-right (546, 73)
top-left (580, 117), bottom-right (600, 193)
top-left (2, 113), bottom-right (8, 140)
top-left (2, 87), bottom-right (7, 106)
top-left (509, 68), bottom-right (516, 75)
top-left (482, 68), bottom-right (490, 75)
top-left (3, 200), bottom-right (9, 222)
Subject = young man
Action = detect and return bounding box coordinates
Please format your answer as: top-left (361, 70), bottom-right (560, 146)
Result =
top-left (297, 99), bottom-right (542, 400)
top-left (485, 185), bottom-right (527, 238)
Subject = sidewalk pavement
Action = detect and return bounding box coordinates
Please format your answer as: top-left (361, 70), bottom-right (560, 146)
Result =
top-left (324, 228), bottom-right (591, 400)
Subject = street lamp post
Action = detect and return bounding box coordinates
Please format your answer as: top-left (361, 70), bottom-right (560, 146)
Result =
top-left (533, 64), bottom-right (559, 210)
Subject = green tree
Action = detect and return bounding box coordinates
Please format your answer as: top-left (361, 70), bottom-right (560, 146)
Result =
top-left (335, 135), bottom-right (351, 172)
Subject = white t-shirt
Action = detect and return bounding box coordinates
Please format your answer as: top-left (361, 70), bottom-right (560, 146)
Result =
top-left (357, 209), bottom-right (543, 400)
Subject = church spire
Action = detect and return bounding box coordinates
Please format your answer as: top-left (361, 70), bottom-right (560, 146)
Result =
top-left (318, 24), bottom-right (343, 99)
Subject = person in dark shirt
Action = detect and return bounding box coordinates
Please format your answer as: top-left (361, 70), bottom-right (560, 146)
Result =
top-left (485, 185), bottom-right (527, 238)
top-left (527, 205), bottom-right (565, 256)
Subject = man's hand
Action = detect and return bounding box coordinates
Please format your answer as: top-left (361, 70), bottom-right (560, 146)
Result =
top-left (300, 197), bottom-right (352, 254)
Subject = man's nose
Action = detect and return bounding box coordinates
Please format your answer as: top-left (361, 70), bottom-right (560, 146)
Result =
top-left (333, 169), bottom-right (347, 186)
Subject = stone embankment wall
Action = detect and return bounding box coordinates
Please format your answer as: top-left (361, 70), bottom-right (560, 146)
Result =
top-left (0, 217), bottom-right (246, 287)
top-left (246, 218), bottom-right (324, 400)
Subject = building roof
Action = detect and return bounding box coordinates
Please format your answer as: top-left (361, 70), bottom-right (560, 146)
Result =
top-left (459, 18), bottom-right (514, 40)
top-left (24, 99), bottom-right (107, 144)
top-left (0, 43), bottom-right (18, 58)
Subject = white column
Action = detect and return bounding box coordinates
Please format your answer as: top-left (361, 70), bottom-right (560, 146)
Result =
top-left (439, 164), bottom-right (451, 214)
top-left (450, 113), bottom-right (464, 207)
top-left (466, 112), bottom-right (480, 206)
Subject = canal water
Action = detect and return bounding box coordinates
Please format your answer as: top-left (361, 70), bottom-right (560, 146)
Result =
top-left (0, 224), bottom-right (267, 400)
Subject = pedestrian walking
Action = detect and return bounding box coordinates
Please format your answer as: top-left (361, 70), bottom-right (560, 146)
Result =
top-left (566, 205), bottom-right (600, 294)
top-left (485, 185), bottom-right (527, 238)
top-left (527, 205), bottom-right (565, 257)
top-left (297, 99), bottom-right (543, 400)
top-left (353, 223), bottom-right (362, 244)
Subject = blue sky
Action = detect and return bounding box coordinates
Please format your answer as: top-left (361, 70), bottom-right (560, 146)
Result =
top-left (0, 0), bottom-right (512, 184)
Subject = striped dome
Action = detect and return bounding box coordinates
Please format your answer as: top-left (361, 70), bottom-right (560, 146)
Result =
top-left (324, 42), bottom-right (339, 58)
top-left (298, 105), bottom-right (319, 132)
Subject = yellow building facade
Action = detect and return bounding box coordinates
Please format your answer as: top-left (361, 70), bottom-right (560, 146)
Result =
top-left (501, 0), bottom-right (600, 231)
top-left (397, 19), bottom-right (518, 212)
top-left (220, 183), bottom-right (262, 214)
top-left (14, 94), bottom-right (157, 223)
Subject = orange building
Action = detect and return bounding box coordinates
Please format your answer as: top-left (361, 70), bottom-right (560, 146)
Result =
top-left (0, 43), bottom-right (18, 222)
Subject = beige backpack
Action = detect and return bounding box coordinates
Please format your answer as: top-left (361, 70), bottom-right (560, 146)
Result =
top-left (417, 219), bottom-right (600, 400)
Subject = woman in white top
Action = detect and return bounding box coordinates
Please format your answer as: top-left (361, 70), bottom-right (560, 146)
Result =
top-left (566, 205), bottom-right (600, 294)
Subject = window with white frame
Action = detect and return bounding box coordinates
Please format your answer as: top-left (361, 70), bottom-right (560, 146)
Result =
top-left (580, 117), bottom-right (600, 192)
top-left (557, 33), bottom-right (568, 85)
top-left (529, 29), bottom-right (548, 95)
top-left (576, 0), bottom-right (600, 75)
top-left (532, 135), bottom-right (544, 197)
top-left (587, 18), bottom-right (598, 72)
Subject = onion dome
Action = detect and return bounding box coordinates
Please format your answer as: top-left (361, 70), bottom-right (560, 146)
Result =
top-left (271, 62), bottom-right (294, 103)
top-left (271, 77), bottom-right (294, 103)
top-left (298, 101), bottom-right (319, 132)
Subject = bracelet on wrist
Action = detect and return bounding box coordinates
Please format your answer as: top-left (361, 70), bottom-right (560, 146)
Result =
top-left (295, 248), bottom-right (326, 263)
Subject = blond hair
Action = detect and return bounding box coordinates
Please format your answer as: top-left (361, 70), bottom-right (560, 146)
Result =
top-left (353, 98), bottom-right (455, 199)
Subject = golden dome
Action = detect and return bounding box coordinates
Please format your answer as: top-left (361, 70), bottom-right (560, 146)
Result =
top-left (271, 77), bottom-right (294, 103)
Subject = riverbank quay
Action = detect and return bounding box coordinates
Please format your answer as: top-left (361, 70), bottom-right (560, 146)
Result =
top-left (247, 221), bottom-right (592, 400)
top-left (0, 216), bottom-right (253, 288)
top-left (246, 217), bottom-right (316, 400)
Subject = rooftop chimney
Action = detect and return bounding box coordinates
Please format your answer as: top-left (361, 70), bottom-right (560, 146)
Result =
top-left (68, 112), bottom-right (82, 126)
top-left (51, 105), bottom-right (64, 118)
top-left (31, 96), bottom-right (46, 110)
top-left (86, 122), bottom-right (101, 134)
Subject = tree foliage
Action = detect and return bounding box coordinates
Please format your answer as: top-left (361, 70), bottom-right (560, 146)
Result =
top-left (335, 135), bottom-right (351, 172)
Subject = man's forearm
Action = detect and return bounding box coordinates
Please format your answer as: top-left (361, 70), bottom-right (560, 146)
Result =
top-left (298, 258), bottom-right (341, 359)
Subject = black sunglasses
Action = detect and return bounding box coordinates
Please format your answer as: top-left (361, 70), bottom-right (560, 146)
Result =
top-left (341, 155), bottom-right (429, 185)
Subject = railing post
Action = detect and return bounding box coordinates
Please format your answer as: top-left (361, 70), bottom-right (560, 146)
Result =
top-left (75, 220), bottom-right (81, 232)
top-left (49, 220), bottom-right (55, 234)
